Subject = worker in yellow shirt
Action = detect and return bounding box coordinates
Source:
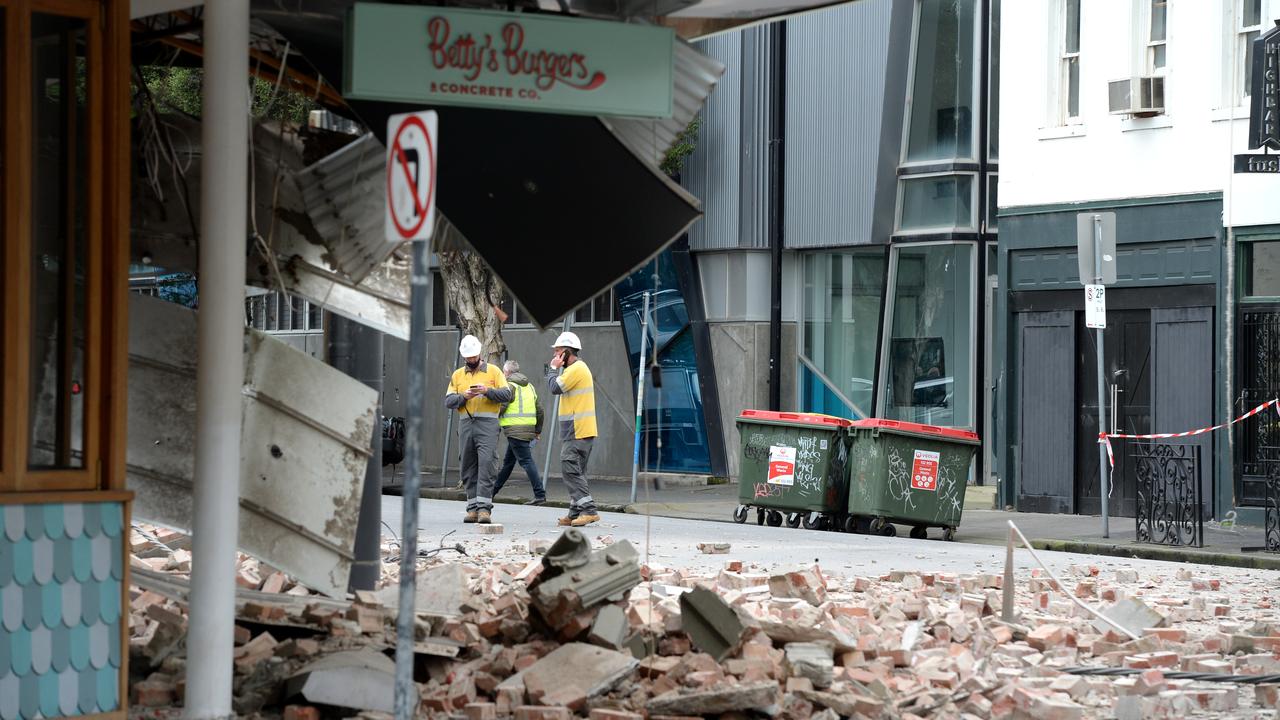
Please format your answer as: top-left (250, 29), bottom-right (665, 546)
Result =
top-left (444, 335), bottom-right (513, 524)
top-left (546, 332), bottom-right (599, 526)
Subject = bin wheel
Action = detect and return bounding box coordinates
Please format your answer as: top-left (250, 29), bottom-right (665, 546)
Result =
top-left (909, 526), bottom-right (928, 540)
top-left (733, 506), bottom-right (749, 524)
top-left (803, 513), bottom-right (824, 530)
top-left (942, 527), bottom-right (956, 542)
top-left (841, 515), bottom-right (858, 534)
top-left (870, 518), bottom-right (896, 537)
top-left (756, 509), bottom-right (766, 526)
top-left (785, 512), bottom-right (803, 529)
top-left (881, 523), bottom-right (898, 537)
top-left (766, 510), bottom-right (784, 527)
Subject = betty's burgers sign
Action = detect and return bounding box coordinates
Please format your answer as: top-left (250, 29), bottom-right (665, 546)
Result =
top-left (344, 3), bottom-right (675, 118)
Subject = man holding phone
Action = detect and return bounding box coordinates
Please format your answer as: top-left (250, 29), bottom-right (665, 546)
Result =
top-left (444, 334), bottom-right (513, 524)
top-left (546, 332), bottom-right (600, 526)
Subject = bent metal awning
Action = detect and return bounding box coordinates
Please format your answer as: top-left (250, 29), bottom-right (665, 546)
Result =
top-left (250, 1), bottom-right (705, 328)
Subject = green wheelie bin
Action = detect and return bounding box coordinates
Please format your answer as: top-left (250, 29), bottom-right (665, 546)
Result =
top-left (845, 419), bottom-right (979, 540)
top-left (733, 410), bottom-right (852, 530)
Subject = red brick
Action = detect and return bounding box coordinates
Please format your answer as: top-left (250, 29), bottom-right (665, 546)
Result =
top-left (1124, 651), bottom-right (1180, 669)
top-left (465, 702), bottom-right (498, 720)
top-left (260, 571), bottom-right (287, 595)
top-left (283, 706), bottom-right (319, 720)
top-left (1143, 627), bottom-right (1187, 642)
top-left (232, 625), bottom-right (251, 646)
top-left (1027, 624), bottom-right (1075, 651)
top-left (1256, 684), bottom-right (1280, 709)
top-left (131, 680), bottom-right (176, 707)
top-left (346, 605), bottom-right (385, 634)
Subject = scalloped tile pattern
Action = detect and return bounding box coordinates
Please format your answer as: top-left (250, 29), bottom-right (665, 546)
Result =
top-left (0, 502), bottom-right (123, 719)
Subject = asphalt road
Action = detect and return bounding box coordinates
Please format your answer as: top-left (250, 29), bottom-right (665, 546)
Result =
top-left (379, 496), bottom-right (1280, 583)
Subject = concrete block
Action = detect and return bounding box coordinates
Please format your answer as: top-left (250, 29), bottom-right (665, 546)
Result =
top-left (588, 605), bottom-right (629, 651)
top-left (679, 587), bottom-right (747, 662)
top-left (784, 642), bottom-right (834, 689)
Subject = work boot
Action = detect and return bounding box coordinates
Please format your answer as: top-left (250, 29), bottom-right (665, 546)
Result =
top-left (464, 511), bottom-right (479, 524)
top-left (477, 510), bottom-right (492, 524)
top-left (570, 514), bottom-right (601, 527)
top-left (525, 498), bottom-right (546, 506)
top-left (557, 516), bottom-right (574, 527)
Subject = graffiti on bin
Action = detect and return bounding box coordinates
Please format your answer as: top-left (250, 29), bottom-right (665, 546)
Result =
top-left (743, 433), bottom-right (772, 462)
top-left (794, 436), bottom-right (823, 494)
top-left (935, 464), bottom-right (963, 522)
top-left (744, 431), bottom-right (823, 498)
top-left (753, 482), bottom-right (784, 500)
top-left (885, 446), bottom-right (919, 512)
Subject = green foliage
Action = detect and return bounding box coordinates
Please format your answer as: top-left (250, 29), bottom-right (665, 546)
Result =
top-left (135, 65), bottom-right (316, 123)
top-left (659, 116), bottom-right (702, 177)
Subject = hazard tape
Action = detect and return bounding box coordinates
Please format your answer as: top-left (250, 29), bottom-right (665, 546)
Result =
top-left (1098, 398), bottom-right (1280, 468)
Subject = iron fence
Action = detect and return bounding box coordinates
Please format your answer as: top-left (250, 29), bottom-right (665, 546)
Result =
top-left (1134, 442), bottom-right (1203, 548)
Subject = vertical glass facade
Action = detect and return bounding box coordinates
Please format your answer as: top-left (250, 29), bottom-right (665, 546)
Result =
top-left (616, 249), bottom-right (712, 474)
top-left (800, 251), bottom-right (887, 419)
top-left (880, 243), bottom-right (976, 429)
top-left (904, 0), bottom-right (977, 163)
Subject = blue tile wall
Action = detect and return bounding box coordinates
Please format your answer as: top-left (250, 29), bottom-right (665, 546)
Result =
top-left (0, 502), bottom-right (124, 719)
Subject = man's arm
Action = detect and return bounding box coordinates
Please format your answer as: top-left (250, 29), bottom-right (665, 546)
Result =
top-left (534, 395), bottom-right (544, 435)
top-left (443, 372), bottom-right (468, 409)
top-left (484, 370), bottom-right (514, 403)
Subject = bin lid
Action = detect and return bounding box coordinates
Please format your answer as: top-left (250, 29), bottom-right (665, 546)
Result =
top-left (850, 419), bottom-right (979, 443)
top-left (738, 410), bottom-right (853, 428)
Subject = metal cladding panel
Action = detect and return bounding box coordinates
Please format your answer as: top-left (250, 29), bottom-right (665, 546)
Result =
top-left (683, 32), bottom-right (744, 251)
top-left (783, 0), bottom-right (895, 249)
top-left (125, 294), bottom-right (378, 599)
top-left (737, 26), bottom-right (774, 251)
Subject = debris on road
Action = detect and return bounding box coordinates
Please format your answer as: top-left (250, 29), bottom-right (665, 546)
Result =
top-left (125, 522), bottom-right (1280, 719)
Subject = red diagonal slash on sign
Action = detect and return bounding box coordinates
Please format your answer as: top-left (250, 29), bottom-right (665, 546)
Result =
top-left (386, 114), bottom-right (435, 240)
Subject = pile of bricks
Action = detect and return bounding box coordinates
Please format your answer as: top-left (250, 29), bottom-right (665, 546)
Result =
top-left (124, 526), bottom-right (1280, 719)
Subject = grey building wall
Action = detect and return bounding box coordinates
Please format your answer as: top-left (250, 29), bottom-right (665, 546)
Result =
top-left (784, 0), bottom-right (907, 249)
top-left (382, 325), bottom-right (638, 482)
top-left (708, 322), bottom-right (798, 480)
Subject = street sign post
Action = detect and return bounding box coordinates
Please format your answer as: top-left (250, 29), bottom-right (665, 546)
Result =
top-left (385, 111), bottom-right (439, 244)
top-left (1078, 212), bottom-right (1115, 539)
top-left (1085, 284), bottom-right (1106, 329)
top-left (388, 110), bottom-right (437, 720)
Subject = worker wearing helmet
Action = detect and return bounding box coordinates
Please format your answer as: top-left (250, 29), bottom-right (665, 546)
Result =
top-left (546, 331), bottom-right (599, 526)
top-left (444, 334), bottom-right (513, 524)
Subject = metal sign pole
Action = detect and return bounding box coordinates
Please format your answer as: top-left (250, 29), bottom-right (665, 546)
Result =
top-left (1094, 214), bottom-right (1110, 539)
top-left (394, 241), bottom-right (430, 720)
top-left (629, 291), bottom-right (652, 504)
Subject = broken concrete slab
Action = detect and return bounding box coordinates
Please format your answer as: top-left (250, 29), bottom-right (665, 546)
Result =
top-left (522, 643), bottom-right (638, 709)
top-left (679, 587), bottom-right (747, 662)
top-left (1094, 597), bottom-right (1165, 638)
top-left (588, 605), bottom-right (629, 651)
top-left (284, 649), bottom-right (412, 714)
top-left (784, 643), bottom-right (834, 689)
top-left (645, 681), bottom-right (779, 715)
top-left (377, 562), bottom-right (469, 617)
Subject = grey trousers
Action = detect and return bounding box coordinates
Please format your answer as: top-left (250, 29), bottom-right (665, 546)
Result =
top-left (561, 437), bottom-right (597, 515)
top-left (459, 418), bottom-right (500, 512)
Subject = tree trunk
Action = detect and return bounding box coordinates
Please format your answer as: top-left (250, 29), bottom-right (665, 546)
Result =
top-left (438, 248), bottom-right (506, 365)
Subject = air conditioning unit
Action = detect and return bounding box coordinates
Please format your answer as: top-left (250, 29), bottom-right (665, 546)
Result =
top-left (1108, 76), bottom-right (1166, 117)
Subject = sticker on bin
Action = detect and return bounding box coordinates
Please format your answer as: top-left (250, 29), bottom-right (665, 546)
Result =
top-left (910, 449), bottom-right (940, 491)
top-left (767, 445), bottom-right (796, 486)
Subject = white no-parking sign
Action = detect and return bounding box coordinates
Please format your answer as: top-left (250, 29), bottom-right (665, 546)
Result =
top-left (385, 111), bottom-right (438, 243)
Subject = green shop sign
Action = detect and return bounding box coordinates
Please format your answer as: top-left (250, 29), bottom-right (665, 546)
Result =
top-left (344, 3), bottom-right (674, 118)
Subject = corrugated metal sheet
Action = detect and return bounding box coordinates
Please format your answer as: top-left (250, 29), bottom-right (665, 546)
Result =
top-left (683, 32), bottom-right (744, 251)
top-left (295, 132), bottom-right (392, 284)
top-left (608, 39), bottom-right (726, 168)
top-left (737, 26), bottom-right (773, 250)
top-left (784, 0), bottom-right (895, 249)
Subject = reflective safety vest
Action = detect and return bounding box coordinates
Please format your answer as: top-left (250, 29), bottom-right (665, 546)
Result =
top-left (556, 360), bottom-right (598, 440)
top-left (500, 383), bottom-right (538, 427)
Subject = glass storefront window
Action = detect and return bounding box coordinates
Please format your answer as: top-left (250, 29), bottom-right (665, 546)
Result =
top-left (1245, 241), bottom-right (1280, 297)
top-left (904, 0), bottom-right (977, 163)
top-left (29, 13), bottom-right (90, 469)
top-left (899, 174), bottom-right (975, 232)
top-left (880, 243), bottom-right (975, 428)
top-left (801, 251), bottom-right (887, 419)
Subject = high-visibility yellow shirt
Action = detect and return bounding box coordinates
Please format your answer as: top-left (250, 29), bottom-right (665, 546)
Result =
top-left (500, 383), bottom-right (539, 427)
top-left (556, 360), bottom-right (597, 439)
top-left (447, 363), bottom-right (508, 418)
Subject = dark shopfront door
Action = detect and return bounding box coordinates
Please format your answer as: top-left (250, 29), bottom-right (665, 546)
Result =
top-left (1014, 285), bottom-right (1215, 518)
top-left (1076, 310), bottom-right (1151, 517)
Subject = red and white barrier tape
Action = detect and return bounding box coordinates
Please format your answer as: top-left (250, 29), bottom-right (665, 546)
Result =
top-left (1098, 398), bottom-right (1280, 468)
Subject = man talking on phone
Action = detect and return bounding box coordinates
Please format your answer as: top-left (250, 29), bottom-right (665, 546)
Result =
top-left (546, 332), bottom-right (600, 526)
top-left (444, 334), bottom-right (513, 524)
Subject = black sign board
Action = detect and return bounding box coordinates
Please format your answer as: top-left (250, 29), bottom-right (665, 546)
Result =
top-left (1235, 153), bottom-right (1280, 173)
top-left (1249, 22), bottom-right (1280, 150)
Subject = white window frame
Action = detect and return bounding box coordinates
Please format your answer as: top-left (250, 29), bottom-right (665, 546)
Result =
top-left (1145, 0), bottom-right (1168, 75)
top-left (1059, 0), bottom-right (1083, 125)
top-left (1235, 0), bottom-right (1265, 105)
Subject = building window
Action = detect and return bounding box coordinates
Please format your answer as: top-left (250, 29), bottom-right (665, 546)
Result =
top-left (1244, 240), bottom-right (1280, 298)
top-left (1147, 0), bottom-right (1168, 73)
top-left (898, 174), bottom-right (976, 233)
top-left (1238, 0), bottom-right (1263, 103)
top-left (245, 292), bottom-right (323, 333)
top-left (988, 0), bottom-right (1001, 161)
top-left (800, 251), bottom-right (888, 419)
top-left (879, 243), bottom-right (976, 429)
top-left (904, 0), bottom-right (978, 163)
top-left (1061, 0), bottom-right (1082, 122)
top-left (985, 174), bottom-right (998, 232)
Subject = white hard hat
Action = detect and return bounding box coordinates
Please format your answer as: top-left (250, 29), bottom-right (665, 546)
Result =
top-left (459, 335), bottom-right (483, 357)
top-left (552, 332), bottom-right (582, 351)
